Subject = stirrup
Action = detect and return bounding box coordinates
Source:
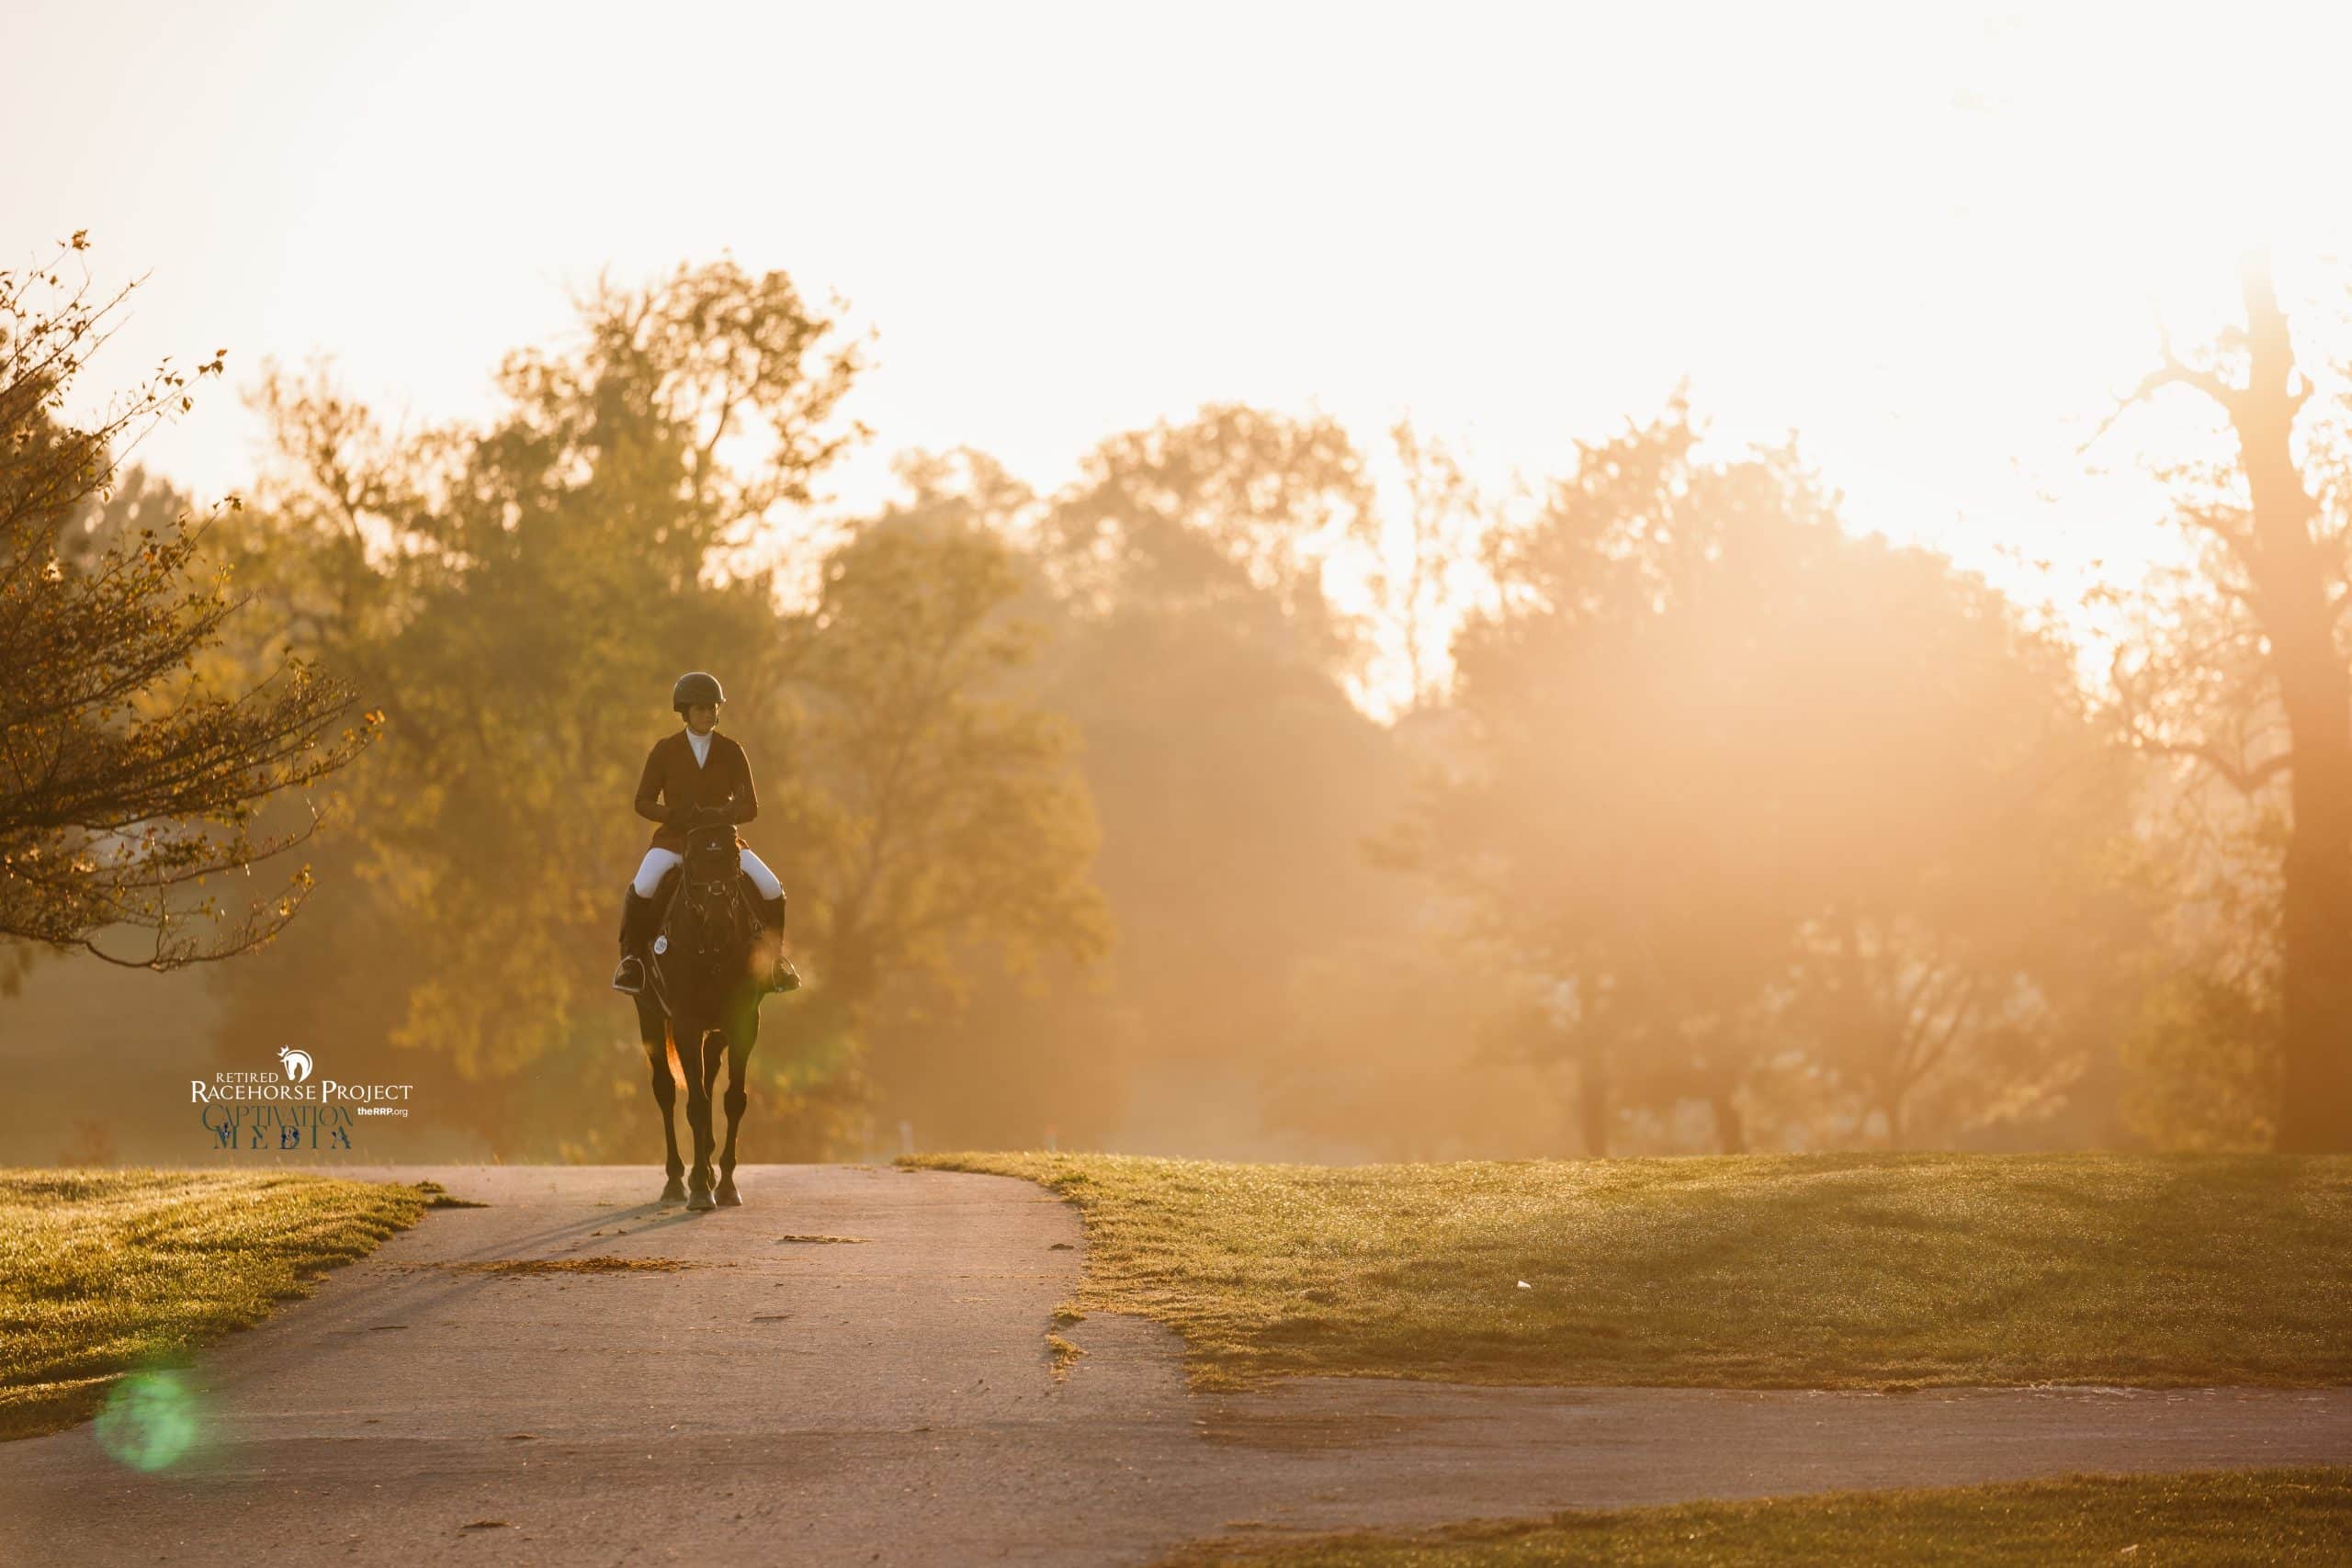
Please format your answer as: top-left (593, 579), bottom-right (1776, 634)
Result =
top-left (612, 953), bottom-right (647, 994)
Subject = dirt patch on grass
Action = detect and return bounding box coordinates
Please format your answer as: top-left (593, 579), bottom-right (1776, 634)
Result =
top-left (412, 1181), bottom-right (489, 1210)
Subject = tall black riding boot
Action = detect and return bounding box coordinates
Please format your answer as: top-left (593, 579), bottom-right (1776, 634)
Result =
top-left (754, 893), bottom-right (798, 993)
top-left (611, 888), bottom-right (656, 993)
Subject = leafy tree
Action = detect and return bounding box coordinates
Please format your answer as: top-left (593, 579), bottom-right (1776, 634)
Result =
top-left (1026, 406), bottom-right (1409, 1086)
top-left (0, 238), bottom-right (374, 972)
top-left (760, 512), bottom-right (1114, 1151)
top-left (1762, 545), bottom-right (2159, 1148)
top-left (226, 260), bottom-right (856, 1094)
top-left (1388, 397), bottom-right (2153, 1153)
top-left (787, 520), bottom-right (1109, 1007)
top-left (212, 259), bottom-right (1106, 1159)
top-left (1039, 401), bottom-right (1375, 672)
top-left (858, 413), bottom-right (1425, 1156)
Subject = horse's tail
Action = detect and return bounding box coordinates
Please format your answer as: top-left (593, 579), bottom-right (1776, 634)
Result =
top-left (662, 1020), bottom-right (685, 1087)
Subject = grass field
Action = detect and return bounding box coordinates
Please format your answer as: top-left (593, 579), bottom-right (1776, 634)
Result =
top-left (899, 1151), bottom-right (2352, 1392)
top-left (1147, 1468), bottom-right (2352, 1567)
top-left (0, 1169), bottom-right (430, 1440)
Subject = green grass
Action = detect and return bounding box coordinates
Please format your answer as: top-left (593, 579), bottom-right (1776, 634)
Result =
top-left (898, 1152), bottom-right (2352, 1392)
top-left (1148, 1468), bottom-right (2352, 1566)
top-left (0, 1168), bottom-right (430, 1439)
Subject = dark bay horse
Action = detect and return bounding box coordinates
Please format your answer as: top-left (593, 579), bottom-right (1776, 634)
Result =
top-left (630, 806), bottom-right (776, 1211)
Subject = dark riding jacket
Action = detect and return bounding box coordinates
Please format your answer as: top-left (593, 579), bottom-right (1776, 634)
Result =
top-left (635, 728), bottom-right (757, 854)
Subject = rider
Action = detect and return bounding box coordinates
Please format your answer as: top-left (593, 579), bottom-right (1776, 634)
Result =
top-left (611, 671), bottom-right (797, 996)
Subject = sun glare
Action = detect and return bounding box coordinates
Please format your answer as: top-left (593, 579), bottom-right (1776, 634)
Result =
top-left (7, 1), bottom-right (2351, 716)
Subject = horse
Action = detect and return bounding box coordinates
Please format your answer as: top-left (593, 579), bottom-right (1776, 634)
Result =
top-left (628, 804), bottom-right (776, 1212)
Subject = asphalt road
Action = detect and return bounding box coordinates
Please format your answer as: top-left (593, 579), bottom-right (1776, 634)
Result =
top-left (0, 1163), bottom-right (2344, 1566)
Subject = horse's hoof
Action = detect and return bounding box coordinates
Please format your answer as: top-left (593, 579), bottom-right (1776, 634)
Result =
top-left (660, 1178), bottom-right (686, 1203)
top-left (686, 1187), bottom-right (717, 1213)
top-left (715, 1179), bottom-right (741, 1207)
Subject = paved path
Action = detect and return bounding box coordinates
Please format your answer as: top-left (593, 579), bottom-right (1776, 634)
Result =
top-left (1, 1164), bottom-right (2344, 1566)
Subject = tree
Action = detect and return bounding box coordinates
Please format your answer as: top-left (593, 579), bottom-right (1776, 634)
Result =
top-left (2091, 251), bottom-right (2352, 1152)
top-left (216, 258), bottom-right (1106, 1159)
top-left (1386, 396), bottom-right (2151, 1153)
top-left (1038, 401), bottom-right (1376, 673)
top-left (1389, 399), bottom-right (1828, 1151)
top-left (0, 237), bottom-right (375, 970)
top-left (2083, 548), bottom-right (2287, 1151)
top-left (1026, 406), bottom-right (1410, 1090)
top-left (225, 259), bottom-right (862, 1096)
top-left (1349, 418), bottom-right (1493, 717)
top-left (774, 515), bottom-right (1114, 1021)
top-left (1763, 544), bottom-right (2160, 1148)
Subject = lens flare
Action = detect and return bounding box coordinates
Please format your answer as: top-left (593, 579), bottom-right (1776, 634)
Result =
top-left (93, 1368), bottom-right (203, 1472)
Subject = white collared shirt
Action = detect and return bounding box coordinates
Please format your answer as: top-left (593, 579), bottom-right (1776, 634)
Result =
top-left (686, 728), bottom-right (712, 769)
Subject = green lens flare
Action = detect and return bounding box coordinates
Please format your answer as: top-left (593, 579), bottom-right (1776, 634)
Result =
top-left (93, 1369), bottom-right (202, 1472)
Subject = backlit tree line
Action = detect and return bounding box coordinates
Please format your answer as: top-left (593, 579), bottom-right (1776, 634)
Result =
top-left (5, 241), bottom-right (2346, 1157)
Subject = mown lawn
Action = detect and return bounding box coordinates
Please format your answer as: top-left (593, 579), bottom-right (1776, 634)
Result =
top-left (0, 1169), bottom-right (430, 1439)
top-left (899, 1152), bottom-right (2352, 1392)
top-left (1147, 1468), bottom-right (2352, 1567)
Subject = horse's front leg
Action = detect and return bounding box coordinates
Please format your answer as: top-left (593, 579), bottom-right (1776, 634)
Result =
top-left (683, 1022), bottom-right (718, 1212)
top-left (638, 999), bottom-right (686, 1202)
top-left (715, 1000), bottom-right (758, 1207)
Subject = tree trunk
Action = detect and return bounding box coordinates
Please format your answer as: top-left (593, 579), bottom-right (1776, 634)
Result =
top-left (2235, 259), bottom-right (2352, 1152)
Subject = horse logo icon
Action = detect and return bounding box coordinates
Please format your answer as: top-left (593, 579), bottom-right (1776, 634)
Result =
top-left (277, 1046), bottom-right (314, 1084)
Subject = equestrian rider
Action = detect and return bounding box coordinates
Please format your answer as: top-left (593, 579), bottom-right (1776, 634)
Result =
top-left (611, 671), bottom-right (797, 995)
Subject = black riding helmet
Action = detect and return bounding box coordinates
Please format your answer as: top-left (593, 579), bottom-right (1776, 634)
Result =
top-left (672, 671), bottom-right (725, 714)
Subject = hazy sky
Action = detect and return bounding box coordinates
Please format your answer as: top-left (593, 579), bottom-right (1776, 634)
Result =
top-left (8, 0), bottom-right (2351, 705)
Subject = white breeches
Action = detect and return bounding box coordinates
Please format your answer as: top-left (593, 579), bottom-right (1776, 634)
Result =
top-left (633, 846), bottom-right (783, 901)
